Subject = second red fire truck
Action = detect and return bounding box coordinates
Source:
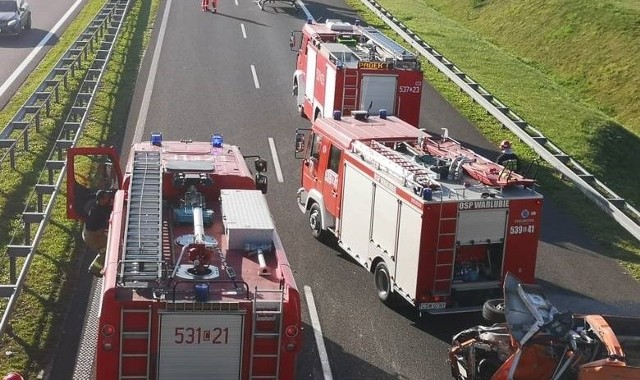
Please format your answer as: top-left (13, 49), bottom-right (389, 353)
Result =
top-left (66, 134), bottom-right (302, 379)
top-left (295, 111), bottom-right (543, 315)
top-left (291, 19), bottom-right (424, 126)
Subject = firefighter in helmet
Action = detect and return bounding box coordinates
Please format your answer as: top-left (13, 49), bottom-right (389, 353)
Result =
top-left (496, 140), bottom-right (519, 171)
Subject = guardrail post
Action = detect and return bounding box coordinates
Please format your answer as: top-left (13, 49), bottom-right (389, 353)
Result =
top-left (46, 160), bottom-right (65, 184)
top-left (23, 213), bottom-right (45, 246)
top-left (35, 184), bottom-right (56, 213)
top-left (7, 246), bottom-right (31, 283)
top-left (0, 140), bottom-right (17, 169)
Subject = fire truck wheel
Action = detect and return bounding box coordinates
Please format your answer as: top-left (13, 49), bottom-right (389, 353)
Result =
top-left (308, 204), bottom-right (325, 240)
top-left (374, 262), bottom-right (395, 306)
top-left (482, 298), bottom-right (506, 323)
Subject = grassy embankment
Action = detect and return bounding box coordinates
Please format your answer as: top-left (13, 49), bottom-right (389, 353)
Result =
top-left (0, 0), bottom-right (159, 376)
top-left (345, 0), bottom-right (640, 278)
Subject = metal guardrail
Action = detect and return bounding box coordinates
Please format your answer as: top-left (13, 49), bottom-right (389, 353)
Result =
top-left (0, 2), bottom-right (120, 169)
top-left (359, 0), bottom-right (640, 242)
top-left (0, 0), bottom-right (132, 339)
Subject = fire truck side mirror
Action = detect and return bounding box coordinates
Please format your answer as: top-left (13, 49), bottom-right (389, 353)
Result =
top-left (289, 32), bottom-right (295, 50)
top-left (290, 31), bottom-right (302, 51)
top-left (255, 173), bottom-right (268, 194)
top-left (294, 132), bottom-right (305, 153)
top-left (254, 159), bottom-right (267, 173)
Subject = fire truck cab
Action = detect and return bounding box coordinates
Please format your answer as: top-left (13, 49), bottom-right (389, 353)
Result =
top-left (294, 112), bottom-right (543, 315)
top-left (66, 134), bottom-right (302, 379)
top-left (291, 19), bottom-right (423, 126)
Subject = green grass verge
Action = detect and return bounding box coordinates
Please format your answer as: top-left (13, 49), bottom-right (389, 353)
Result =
top-left (345, 0), bottom-right (640, 278)
top-left (0, 0), bottom-right (159, 376)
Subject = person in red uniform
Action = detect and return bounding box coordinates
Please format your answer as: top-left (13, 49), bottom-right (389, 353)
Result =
top-left (202, 0), bottom-right (217, 12)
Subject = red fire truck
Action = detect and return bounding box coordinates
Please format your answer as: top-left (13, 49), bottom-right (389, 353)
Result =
top-left (294, 111), bottom-right (543, 315)
top-left (66, 134), bottom-right (302, 379)
top-left (290, 19), bottom-right (423, 126)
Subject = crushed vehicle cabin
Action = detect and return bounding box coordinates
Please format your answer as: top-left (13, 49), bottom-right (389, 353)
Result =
top-left (449, 273), bottom-right (640, 380)
top-left (294, 111), bottom-right (542, 315)
top-left (66, 134), bottom-right (302, 379)
top-left (291, 19), bottom-right (423, 126)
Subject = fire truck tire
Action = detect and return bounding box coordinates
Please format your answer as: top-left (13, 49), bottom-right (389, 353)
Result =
top-left (308, 203), bottom-right (326, 240)
top-left (374, 262), bottom-right (395, 306)
top-left (482, 298), bottom-right (506, 323)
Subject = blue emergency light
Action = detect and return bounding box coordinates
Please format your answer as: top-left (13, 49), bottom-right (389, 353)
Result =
top-left (211, 133), bottom-right (223, 148)
top-left (151, 132), bottom-right (162, 146)
top-left (379, 109), bottom-right (387, 119)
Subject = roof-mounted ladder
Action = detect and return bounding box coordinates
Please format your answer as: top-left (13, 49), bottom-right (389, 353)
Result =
top-left (352, 140), bottom-right (437, 188)
top-left (360, 26), bottom-right (417, 62)
top-left (119, 150), bottom-right (163, 288)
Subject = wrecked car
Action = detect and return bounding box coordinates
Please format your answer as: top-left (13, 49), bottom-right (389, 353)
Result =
top-left (449, 273), bottom-right (640, 379)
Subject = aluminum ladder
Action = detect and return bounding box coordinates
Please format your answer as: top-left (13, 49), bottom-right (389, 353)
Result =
top-left (353, 140), bottom-right (436, 188)
top-left (342, 70), bottom-right (359, 115)
top-left (249, 288), bottom-right (285, 379)
top-left (360, 26), bottom-right (417, 62)
top-left (119, 150), bottom-right (163, 288)
top-left (433, 201), bottom-right (457, 295)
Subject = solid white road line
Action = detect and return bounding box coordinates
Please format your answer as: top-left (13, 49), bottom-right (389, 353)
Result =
top-left (240, 23), bottom-right (247, 39)
top-left (268, 138), bottom-right (284, 183)
top-left (250, 64), bottom-right (260, 89)
top-left (304, 286), bottom-right (333, 380)
top-left (133, 0), bottom-right (172, 143)
top-left (0, 0), bottom-right (85, 99)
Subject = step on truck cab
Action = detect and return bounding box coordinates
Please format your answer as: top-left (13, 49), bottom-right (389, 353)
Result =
top-left (291, 19), bottom-right (423, 126)
top-left (66, 134), bottom-right (302, 379)
top-left (294, 111), bottom-right (543, 315)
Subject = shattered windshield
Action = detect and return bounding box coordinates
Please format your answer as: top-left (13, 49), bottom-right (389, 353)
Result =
top-left (504, 273), bottom-right (560, 345)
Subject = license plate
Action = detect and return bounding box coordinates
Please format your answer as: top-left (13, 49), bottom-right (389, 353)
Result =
top-left (419, 302), bottom-right (446, 310)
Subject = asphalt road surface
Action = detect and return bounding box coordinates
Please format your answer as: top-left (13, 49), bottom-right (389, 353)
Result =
top-left (0, 0), bottom-right (87, 108)
top-left (49, 0), bottom-right (640, 379)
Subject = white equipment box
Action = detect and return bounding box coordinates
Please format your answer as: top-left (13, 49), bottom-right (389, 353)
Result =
top-left (221, 189), bottom-right (275, 250)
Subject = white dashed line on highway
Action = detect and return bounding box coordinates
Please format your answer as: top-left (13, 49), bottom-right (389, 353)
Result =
top-left (133, 0), bottom-right (172, 143)
top-left (304, 285), bottom-right (333, 380)
top-left (250, 64), bottom-right (260, 89)
top-left (268, 138), bottom-right (284, 183)
top-left (240, 23), bottom-right (247, 39)
top-left (234, 0), bottom-right (238, 6)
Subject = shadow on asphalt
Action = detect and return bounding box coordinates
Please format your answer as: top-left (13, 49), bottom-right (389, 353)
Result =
top-left (0, 29), bottom-right (58, 48)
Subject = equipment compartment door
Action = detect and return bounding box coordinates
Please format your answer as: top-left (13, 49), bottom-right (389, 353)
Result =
top-left (158, 313), bottom-right (244, 379)
top-left (457, 209), bottom-right (508, 245)
top-left (394, 203), bottom-right (421, 300)
top-left (339, 164), bottom-right (373, 263)
top-left (360, 75), bottom-right (397, 115)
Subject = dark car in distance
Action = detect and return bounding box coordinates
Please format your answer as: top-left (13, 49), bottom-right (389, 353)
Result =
top-left (0, 0), bottom-right (31, 36)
